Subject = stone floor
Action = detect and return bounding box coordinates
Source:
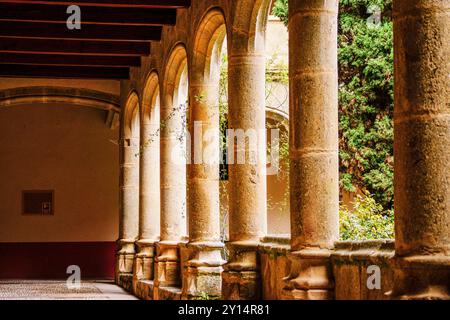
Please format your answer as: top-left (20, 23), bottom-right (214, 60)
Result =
top-left (0, 280), bottom-right (138, 300)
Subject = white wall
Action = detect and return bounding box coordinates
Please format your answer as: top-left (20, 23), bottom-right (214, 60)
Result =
top-left (0, 104), bottom-right (119, 242)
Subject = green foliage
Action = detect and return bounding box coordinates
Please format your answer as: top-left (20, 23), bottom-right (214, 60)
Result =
top-left (266, 53), bottom-right (289, 85)
top-left (219, 51), bottom-right (229, 180)
top-left (340, 194), bottom-right (394, 240)
top-left (272, 0), bottom-right (394, 214)
top-left (338, 0), bottom-right (394, 210)
top-left (272, 0), bottom-right (288, 26)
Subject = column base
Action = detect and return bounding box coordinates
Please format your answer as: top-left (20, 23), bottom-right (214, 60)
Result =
top-left (282, 248), bottom-right (335, 300)
top-left (115, 239), bottom-right (136, 286)
top-left (132, 239), bottom-right (157, 294)
top-left (221, 241), bottom-right (261, 300)
top-left (154, 241), bottom-right (181, 288)
top-left (389, 254), bottom-right (450, 300)
top-left (182, 241), bottom-right (226, 300)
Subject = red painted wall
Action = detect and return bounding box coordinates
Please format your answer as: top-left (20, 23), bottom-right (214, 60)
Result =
top-left (0, 242), bottom-right (116, 279)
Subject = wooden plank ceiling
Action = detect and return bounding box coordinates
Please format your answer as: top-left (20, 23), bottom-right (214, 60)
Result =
top-left (0, 0), bottom-right (191, 79)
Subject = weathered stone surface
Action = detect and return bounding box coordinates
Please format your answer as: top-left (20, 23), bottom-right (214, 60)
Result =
top-left (111, 0), bottom-right (450, 301)
top-left (391, 0), bottom-right (450, 299)
top-left (332, 241), bottom-right (395, 300)
top-left (283, 0), bottom-right (339, 300)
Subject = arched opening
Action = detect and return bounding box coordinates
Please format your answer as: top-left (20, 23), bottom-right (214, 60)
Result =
top-left (123, 92), bottom-right (140, 142)
top-left (160, 44), bottom-right (189, 242)
top-left (139, 72), bottom-right (161, 244)
top-left (134, 72), bottom-right (161, 283)
top-left (228, 0), bottom-right (291, 236)
top-left (191, 9), bottom-right (228, 245)
top-left (0, 95), bottom-right (120, 280)
top-left (117, 92), bottom-right (141, 278)
top-left (264, 2), bottom-right (290, 235)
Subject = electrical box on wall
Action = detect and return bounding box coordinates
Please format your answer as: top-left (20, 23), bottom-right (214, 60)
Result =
top-left (22, 190), bottom-right (54, 215)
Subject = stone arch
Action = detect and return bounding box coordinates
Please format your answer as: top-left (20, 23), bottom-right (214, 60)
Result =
top-left (142, 71), bottom-right (160, 125)
top-left (123, 91), bottom-right (140, 140)
top-left (160, 43), bottom-right (189, 240)
top-left (0, 86), bottom-right (120, 112)
top-left (266, 108), bottom-right (289, 132)
top-left (230, 0), bottom-right (273, 53)
top-left (163, 43), bottom-right (189, 107)
top-left (118, 90), bottom-right (141, 274)
top-left (186, 7), bottom-right (228, 250)
top-left (137, 70), bottom-right (161, 253)
top-left (192, 8), bottom-right (227, 84)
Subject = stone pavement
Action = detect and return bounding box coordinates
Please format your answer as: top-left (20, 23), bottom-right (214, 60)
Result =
top-left (0, 280), bottom-right (138, 300)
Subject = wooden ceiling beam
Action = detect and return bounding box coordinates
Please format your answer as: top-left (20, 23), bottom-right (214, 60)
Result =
top-left (0, 37), bottom-right (151, 56)
top-left (0, 64), bottom-right (130, 79)
top-left (0, 21), bottom-right (162, 41)
top-left (0, 0), bottom-right (190, 8)
top-left (0, 53), bottom-right (141, 67)
top-left (0, 0), bottom-right (192, 79)
top-left (0, 3), bottom-right (177, 26)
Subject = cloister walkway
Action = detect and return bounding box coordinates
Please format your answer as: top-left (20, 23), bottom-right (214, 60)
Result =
top-left (0, 280), bottom-right (138, 300)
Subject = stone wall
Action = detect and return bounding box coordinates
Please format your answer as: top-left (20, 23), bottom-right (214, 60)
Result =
top-left (259, 239), bottom-right (396, 300)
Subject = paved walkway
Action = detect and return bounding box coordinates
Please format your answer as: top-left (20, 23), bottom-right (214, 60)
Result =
top-left (0, 280), bottom-right (138, 300)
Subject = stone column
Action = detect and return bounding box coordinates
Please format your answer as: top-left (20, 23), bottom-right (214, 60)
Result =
top-left (183, 81), bottom-right (225, 299)
top-left (154, 89), bottom-right (186, 290)
top-left (282, 0), bottom-right (339, 300)
top-left (116, 135), bottom-right (140, 287)
top-left (390, 0), bottom-right (450, 299)
top-left (132, 107), bottom-right (160, 293)
top-left (221, 52), bottom-right (268, 300)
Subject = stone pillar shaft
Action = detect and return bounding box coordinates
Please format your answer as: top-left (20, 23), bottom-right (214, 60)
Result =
top-left (227, 54), bottom-right (267, 243)
top-left (120, 137), bottom-right (140, 242)
top-left (160, 93), bottom-right (186, 242)
top-left (155, 91), bottom-right (186, 287)
top-left (188, 83), bottom-right (221, 243)
top-left (391, 0), bottom-right (450, 299)
top-left (183, 82), bottom-right (224, 299)
top-left (289, 0), bottom-right (339, 251)
top-left (133, 115), bottom-right (161, 292)
top-left (222, 53), bottom-right (267, 300)
top-left (283, 0), bottom-right (339, 300)
top-left (117, 136), bottom-right (140, 280)
top-left (139, 122), bottom-right (160, 242)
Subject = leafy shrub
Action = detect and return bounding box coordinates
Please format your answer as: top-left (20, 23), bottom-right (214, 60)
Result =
top-left (340, 194), bottom-right (394, 240)
top-left (338, 0), bottom-right (394, 210)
